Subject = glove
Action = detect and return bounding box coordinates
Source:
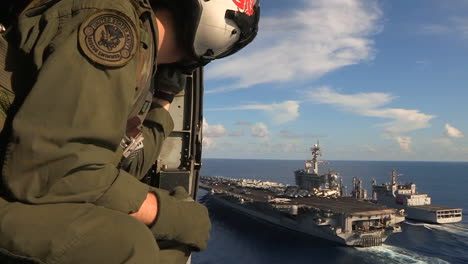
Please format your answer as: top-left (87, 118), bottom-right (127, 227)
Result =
top-left (154, 64), bottom-right (188, 95)
top-left (158, 242), bottom-right (191, 264)
top-left (150, 186), bottom-right (211, 251)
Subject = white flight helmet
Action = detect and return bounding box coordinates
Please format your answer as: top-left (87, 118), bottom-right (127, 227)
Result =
top-left (178, 0), bottom-right (261, 69)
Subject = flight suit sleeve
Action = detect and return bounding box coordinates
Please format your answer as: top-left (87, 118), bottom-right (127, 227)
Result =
top-left (1, 1), bottom-right (150, 213)
top-left (122, 104), bottom-right (174, 180)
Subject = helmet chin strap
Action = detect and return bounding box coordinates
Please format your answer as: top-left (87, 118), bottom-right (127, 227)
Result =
top-left (200, 49), bottom-right (216, 64)
top-left (173, 49), bottom-right (214, 74)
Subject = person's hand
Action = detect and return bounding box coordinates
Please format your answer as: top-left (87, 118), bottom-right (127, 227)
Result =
top-left (154, 64), bottom-right (187, 95)
top-left (150, 186), bottom-right (211, 251)
top-left (152, 64), bottom-right (188, 109)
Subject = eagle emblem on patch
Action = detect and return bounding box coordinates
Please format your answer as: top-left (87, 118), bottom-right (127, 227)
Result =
top-left (78, 10), bottom-right (138, 67)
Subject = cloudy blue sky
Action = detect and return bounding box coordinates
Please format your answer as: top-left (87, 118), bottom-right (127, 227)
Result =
top-left (201, 0), bottom-right (468, 161)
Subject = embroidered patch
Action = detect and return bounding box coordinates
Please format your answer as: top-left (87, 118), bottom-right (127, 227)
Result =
top-left (78, 10), bottom-right (138, 67)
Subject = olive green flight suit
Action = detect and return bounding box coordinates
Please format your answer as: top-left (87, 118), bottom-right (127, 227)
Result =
top-left (0, 0), bottom-right (210, 263)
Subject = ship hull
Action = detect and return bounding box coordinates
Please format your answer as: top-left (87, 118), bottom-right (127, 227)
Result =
top-left (375, 198), bottom-right (462, 224)
top-left (207, 193), bottom-right (397, 247)
top-left (372, 169), bottom-right (462, 224)
top-left (401, 205), bottom-right (461, 224)
top-left (406, 206), bottom-right (462, 224)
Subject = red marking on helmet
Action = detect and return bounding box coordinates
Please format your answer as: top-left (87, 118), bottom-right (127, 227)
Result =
top-left (232, 0), bottom-right (256, 16)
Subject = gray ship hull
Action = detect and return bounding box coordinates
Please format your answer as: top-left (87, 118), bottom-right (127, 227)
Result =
top-left (206, 192), bottom-right (401, 247)
top-left (208, 194), bottom-right (349, 245)
top-left (376, 197), bottom-right (462, 224)
top-left (372, 170), bottom-right (462, 224)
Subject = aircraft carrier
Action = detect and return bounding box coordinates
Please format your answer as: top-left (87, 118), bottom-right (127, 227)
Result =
top-left (200, 144), bottom-right (405, 247)
top-left (372, 169), bottom-right (462, 224)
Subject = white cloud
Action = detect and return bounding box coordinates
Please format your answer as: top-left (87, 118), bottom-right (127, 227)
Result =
top-left (278, 129), bottom-right (319, 138)
top-left (431, 124), bottom-right (465, 153)
top-left (429, 124), bottom-right (464, 152)
top-left (279, 142), bottom-right (304, 153)
top-left (368, 109), bottom-right (434, 135)
top-left (444, 123), bottom-right (464, 138)
top-left (396, 136), bottom-right (412, 153)
top-left (206, 0), bottom-right (382, 92)
top-left (208, 101), bottom-right (300, 124)
top-left (432, 137), bottom-right (468, 156)
top-left (251, 123), bottom-right (270, 138)
top-left (452, 17), bottom-right (468, 39)
top-left (308, 87), bottom-right (435, 136)
top-left (365, 145), bottom-right (378, 153)
top-left (420, 17), bottom-right (468, 40)
top-left (229, 129), bottom-right (245, 137)
top-left (309, 86), bottom-right (394, 111)
top-left (202, 119), bottom-right (228, 151)
top-left (235, 120), bottom-right (252, 126)
top-left (307, 87), bottom-right (435, 152)
top-left (432, 137), bottom-right (453, 147)
top-left (202, 137), bottom-right (216, 150)
top-left (278, 129), bottom-right (302, 138)
top-left (457, 146), bottom-right (468, 153)
top-left (203, 119), bottom-right (228, 138)
top-left (420, 24), bottom-right (451, 35)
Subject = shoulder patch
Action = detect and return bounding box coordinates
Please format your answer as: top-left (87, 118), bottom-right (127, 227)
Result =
top-left (78, 10), bottom-right (138, 67)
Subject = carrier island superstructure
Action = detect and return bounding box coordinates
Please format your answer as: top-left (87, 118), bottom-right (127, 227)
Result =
top-left (372, 169), bottom-right (462, 224)
top-left (201, 144), bottom-right (405, 247)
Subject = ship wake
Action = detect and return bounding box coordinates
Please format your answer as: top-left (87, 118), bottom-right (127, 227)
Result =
top-left (404, 221), bottom-right (434, 230)
top-left (405, 220), bottom-right (468, 238)
top-left (357, 245), bottom-right (450, 264)
top-left (422, 222), bottom-right (468, 238)
top-left (400, 220), bottom-right (468, 263)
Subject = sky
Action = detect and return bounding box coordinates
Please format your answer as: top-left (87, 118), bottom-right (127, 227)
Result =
top-left (201, 0), bottom-right (468, 161)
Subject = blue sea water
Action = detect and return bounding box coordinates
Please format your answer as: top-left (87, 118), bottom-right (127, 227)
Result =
top-left (192, 159), bottom-right (468, 264)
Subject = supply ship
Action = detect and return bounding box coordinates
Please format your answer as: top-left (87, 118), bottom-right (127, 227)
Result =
top-left (372, 169), bottom-right (462, 224)
top-left (200, 144), bottom-right (405, 247)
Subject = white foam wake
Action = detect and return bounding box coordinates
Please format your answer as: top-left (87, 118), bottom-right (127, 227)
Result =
top-left (357, 245), bottom-right (450, 264)
top-left (404, 221), bottom-right (434, 230)
top-left (405, 220), bottom-right (468, 238)
top-left (424, 223), bottom-right (468, 238)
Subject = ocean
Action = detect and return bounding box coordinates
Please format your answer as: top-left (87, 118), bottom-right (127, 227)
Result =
top-left (192, 159), bottom-right (468, 264)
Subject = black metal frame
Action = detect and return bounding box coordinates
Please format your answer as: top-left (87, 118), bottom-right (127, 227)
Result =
top-left (148, 67), bottom-right (203, 199)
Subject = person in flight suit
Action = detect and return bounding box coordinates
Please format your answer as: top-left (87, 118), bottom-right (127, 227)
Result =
top-left (0, 0), bottom-right (260, 263)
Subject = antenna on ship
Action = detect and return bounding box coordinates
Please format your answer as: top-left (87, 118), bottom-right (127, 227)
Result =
top-left (391, 169), bottom-right (403, 185)
top-left (310, 140), bottom-right (321, 174)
